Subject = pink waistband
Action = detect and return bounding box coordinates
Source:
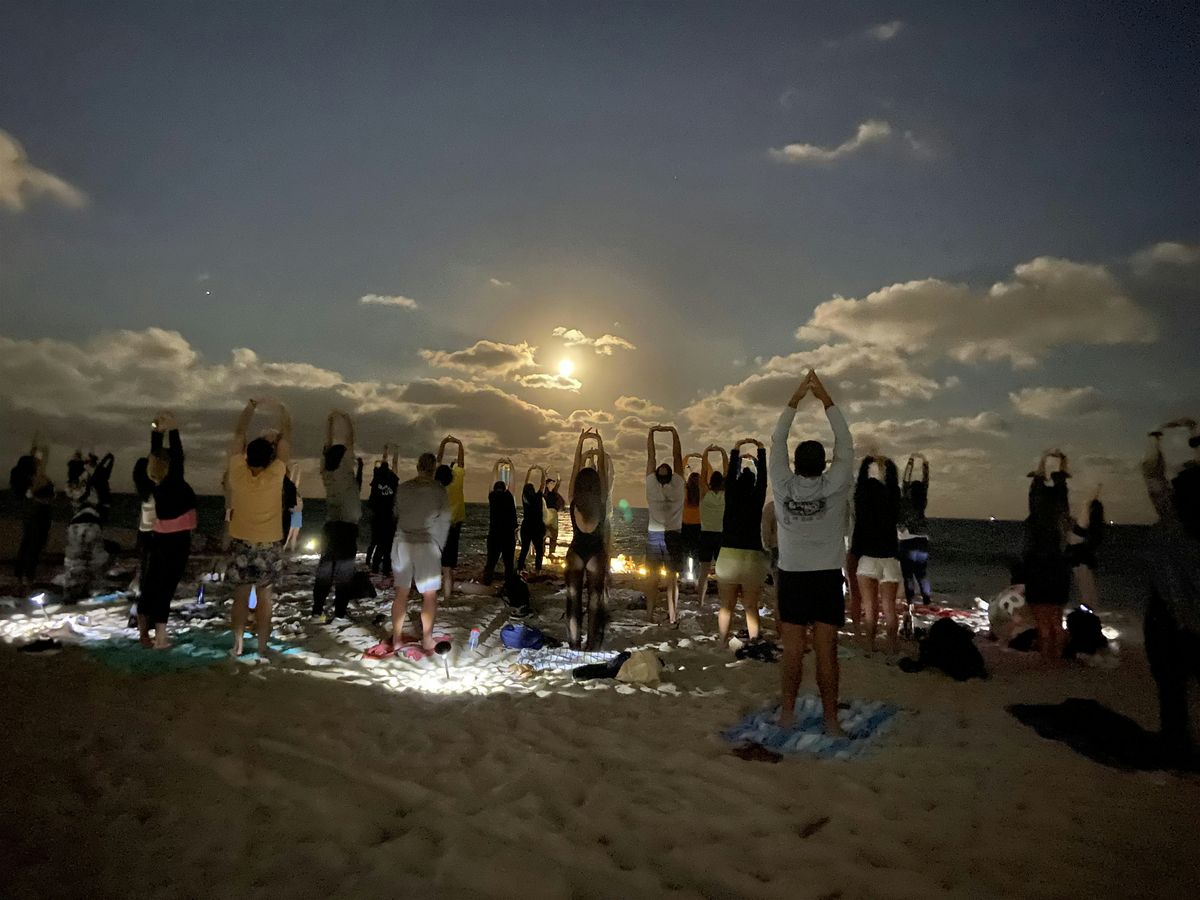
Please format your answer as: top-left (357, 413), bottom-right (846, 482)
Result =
top-left (155, 510), bottom-right (197, 534)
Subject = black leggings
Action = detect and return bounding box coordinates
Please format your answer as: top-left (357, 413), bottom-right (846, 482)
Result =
top-left (565, 538), bottom-right (608, 650)
top-left (1145, 590), bottom-right (1200, 754)
top-left (483, 534), bottom-right (515, 585)
top-left (518, 527), bottom-right (546, 572)
top-left (367, 514), bottom-right (396, 574)
top-left (15, 504), bottom-right (51, 580)
top-left (142, 530), bottom-right (191, 625)
top-left (314, 521), bottom-right (359, 617)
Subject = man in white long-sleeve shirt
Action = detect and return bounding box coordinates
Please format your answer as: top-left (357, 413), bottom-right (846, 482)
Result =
top-left (769, 370), bottom-right (854, 735)
top-left (392, 452), bottom-right (451, 652)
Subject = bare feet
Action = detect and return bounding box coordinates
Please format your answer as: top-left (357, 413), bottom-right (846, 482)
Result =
top-left (138, 634), bottom-right (153, 648)
top-left (778, 708), bottom-right (795, 730)
top-left (824, 718), bottom-right (848, 739)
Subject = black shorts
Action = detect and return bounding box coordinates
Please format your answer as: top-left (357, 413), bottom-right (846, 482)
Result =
top-left (681, 523), bottom-right (702, 557)
top-left (1024, 554), bottom-right (1070, 606)
top-left (646, 530), bottom-right (685, 573)
top-left (441, 523), bottom-right (463, 567)
top-left (777, 568), bottom-right (845, 627)
top-left (699, 530), bottom-right (722, 563)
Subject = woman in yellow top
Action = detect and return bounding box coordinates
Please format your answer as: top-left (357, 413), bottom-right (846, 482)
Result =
top-left (225, 397), bottom-right (291, 660)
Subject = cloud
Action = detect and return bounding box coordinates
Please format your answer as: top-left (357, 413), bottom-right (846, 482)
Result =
top-left (796, 256), bottom-right (1157, 367)
top-left (614, 395), bottom-right (666, 417)
top-left (1009, 386), bottom-right (1106, 419)
top-left (865, 20), bottom-right (903, 41)
top-left (488, 277), bottom-right (513, 288)
top-left (779, 87), bottom-right (800, 109)
top-left (946, 411), bottom-right (1010, 435)
top-left (359, 294), bottom-right (418, 309)
top-left (1131, 241), bottom-right (1200, 273)
top-left (0, 129), bottom-right (87, 212)
top-left (420, 340), bottom-right (538, 376)
top-left (551, 326), bottom-right (637, 355)
top-left (768, 120), bottom-right (892, 164)
top-left (514, 373), bottom-right (582, 392)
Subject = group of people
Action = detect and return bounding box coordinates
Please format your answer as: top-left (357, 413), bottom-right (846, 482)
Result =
top-left (7, 381), bottom-right (1199, 756)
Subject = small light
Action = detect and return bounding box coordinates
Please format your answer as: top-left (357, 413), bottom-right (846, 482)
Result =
top-left (1102, 626), bottom-right (1120, 640)
top-left (558, 358), bottom-right (574, 378)
top-left (31, 593), bottom-right (45, 605)
top-left (637, 566), bottom-right (647, 577)
top-left (305, 539), bottom-right (318, 551)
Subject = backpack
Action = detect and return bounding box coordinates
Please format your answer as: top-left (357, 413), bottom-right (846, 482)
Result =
top-left (900, 618), bottom-right (988, 681)
top-left (500, 623), bottom-right (546, 650)
top-left (1064, 607), bottom-right (1108, 656)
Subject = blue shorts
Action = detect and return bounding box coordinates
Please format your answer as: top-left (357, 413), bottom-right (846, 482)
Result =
top-left (646, 530), bottom-right (685, 574)
top-left (289, 510), bottom-right (302, 530)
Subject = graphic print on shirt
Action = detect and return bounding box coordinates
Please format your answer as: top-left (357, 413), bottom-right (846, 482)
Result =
top-left (784, 496), bottom-right (827, 519)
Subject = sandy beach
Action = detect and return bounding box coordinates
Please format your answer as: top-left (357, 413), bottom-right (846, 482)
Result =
top-left (1, 541), bottom-right (1196, 900)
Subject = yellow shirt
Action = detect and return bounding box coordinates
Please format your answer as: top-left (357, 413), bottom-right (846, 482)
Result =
top-left (228, 456), bottom-right (287, 544)
top-left (449, 465), bottom-right (466, 524)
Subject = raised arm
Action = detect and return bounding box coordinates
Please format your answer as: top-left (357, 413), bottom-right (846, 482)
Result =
top-left (670, 427), bottom-right (683, 475)
top-left (274, 401), bottom-right (293, 464)
top-left (229, 399), bottom-right (258, 456)
top-left (646, 427), bottom-right (658, 476)
top-left (593, 433), bottom-right (611, 507)
top-left (812, 371), bottom-right (853, 493)
top-left (569, 429), bottom-right (587, 502)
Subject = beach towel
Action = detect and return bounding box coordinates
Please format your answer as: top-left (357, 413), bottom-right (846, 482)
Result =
top-left (82, 630), bottom-right (300, 673)
top-left (722, 696), bottom-right (899, 761)
top-left (517, 647), bottom-right (618, 672)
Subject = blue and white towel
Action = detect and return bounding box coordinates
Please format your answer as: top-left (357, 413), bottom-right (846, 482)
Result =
top-left (722, 695), bottom-right (899, 760)
top-left (516, 647), bottom-right (619, 672)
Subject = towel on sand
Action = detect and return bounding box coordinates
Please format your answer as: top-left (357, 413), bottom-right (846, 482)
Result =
top-left (83, 630), bottom-right (300, 673)
top-left (722, 695), bottom-right (899, 760)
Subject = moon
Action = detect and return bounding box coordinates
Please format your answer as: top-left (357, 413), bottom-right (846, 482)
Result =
top-left (558, 358), bottom-right (575, 378)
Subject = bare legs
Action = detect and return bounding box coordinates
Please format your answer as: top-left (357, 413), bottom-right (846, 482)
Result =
top-left (696, 561), bottom-right (714, 597)
top-left (231, 583), bottom-right (273, 657)
top-left (1031, 604), bottom-right (1065, 662)
top-left (858, 576), bottom-right (899, 655)
top-left (846, 551), bottom-right (862, 636)
top-left (645, 570), bottom-right (679, 625)
top-left (717, 581), bottom-right (762, 645)
top-left (778, 621), bottom-right (844, 737)
top-left (441, 566), bottom-right (455, 600)
top-left (567, 549), bottom-right (608, 650)
top-left (420, 589), bottom-right (438, 651)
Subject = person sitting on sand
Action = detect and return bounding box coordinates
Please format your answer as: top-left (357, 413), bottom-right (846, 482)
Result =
top-left (541, 475), bottom-right (564, 558)
top-left (770, 370), bottom-right (854, 736)
top-left (312, 410), bottom-right (363, 622)
top-left (716, 439), bottom-right (768, 646)
top-left (135, 412), bottom-right (197, 649)
top-left (436, 436), bottom-right (467, 595)
top-left (566, 428), bottom-right (611, 649)
top-left (1142, 418), bottom-right (1200, 764)
top-left (697, 445), bottom-right (728, 597)
top-left (853, 454), bottom-right (902, 655)
top-left (518, 466), bottom-right (547, 573)
top-left (226, 397), bottom-right (291, 659)
top-left (898, 454), bottom-right (932, 612)
top-left (645, 425), bottom-right (686, 625)
top-left (11, 438), bottom-right (53, 590)
top-left (482, 475), bottom-right (518, 585)
top-left (1023, 449), bottom-right (1073, 661)
top-left (63, 450), bottom-right (114, 602)
top-left (391, 452), bottom-right (451, 653)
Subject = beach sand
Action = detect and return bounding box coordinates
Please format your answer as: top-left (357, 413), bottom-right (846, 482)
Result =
top-left (0, 546), bottom-right (1197, 899)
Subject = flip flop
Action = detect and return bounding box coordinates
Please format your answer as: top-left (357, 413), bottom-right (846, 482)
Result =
top-left (364, 638), bottom-right (396, 659)
top-left (398, 644), bottom-right (432, 661)
top-left (399, 632), bottom-right (451, 645)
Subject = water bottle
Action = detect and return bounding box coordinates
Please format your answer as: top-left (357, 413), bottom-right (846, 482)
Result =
top-left (196, 583), bottom-right (205, 606)
top-left (249, 586), bottom-right (257, 610)
top-left (468, 627), bottom-right (481, 650)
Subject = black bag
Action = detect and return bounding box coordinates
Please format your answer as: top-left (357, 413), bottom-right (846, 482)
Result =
top-left (1064, 607), bottom-right (1108, 656)
top-left (899, 618), bottom-right (987, 681)
top-left (349, 570), bottom-right (376, 601)
top-left (502, 574), bottom-right (530, 611)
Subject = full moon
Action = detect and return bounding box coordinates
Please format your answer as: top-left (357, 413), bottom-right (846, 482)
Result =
top-left (558, 358), bottom-right (575, 377)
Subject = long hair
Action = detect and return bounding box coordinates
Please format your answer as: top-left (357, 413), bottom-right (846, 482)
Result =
top-left (573, 466), bottom-right (605, 520)
top-left (685, 471), bottom-right (700, 505)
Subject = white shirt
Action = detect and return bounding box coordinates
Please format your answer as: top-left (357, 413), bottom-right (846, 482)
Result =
top-left (645, 473), bottom-right (686, 532)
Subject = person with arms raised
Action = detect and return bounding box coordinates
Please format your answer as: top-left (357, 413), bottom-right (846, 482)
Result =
top-left (770, 370), bottom-right (854, 735)
top-left (435, 436), bottom-right (467, 596)
top-left (645, 425), bottom-right (686, 625)
top-left (312, 410), bottom-right (363, 622)
top-left (391, 452), bottom-right (451, 653)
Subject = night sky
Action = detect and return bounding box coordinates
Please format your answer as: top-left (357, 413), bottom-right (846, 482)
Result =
top-left (2, 1), bottom-right (1197, 520)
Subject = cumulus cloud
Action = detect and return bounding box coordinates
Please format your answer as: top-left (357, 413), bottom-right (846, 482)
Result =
top-left (946, 411), bottom-right (1010, 435)
top-left (1009, 386), bottom-right (1106, 419)
top-left (0, 129), bottom-right (87, 212)
top-left (359, 294), bottom-right (418, 309)
top-left (551, 326), bottom-right (637, 355)
top-left (614, 395), bottom-right (666, 417)
top-left (768, 120), bottom-right (893, 164)
top-left (1131, 241), bottom-right (1200, 273)
top-left (865, 21), bottom-right (903, 41)
top-left (514, 373), bottom-right (582, 392)
top-left (796, 256), bottom-right (1157, 367)
top-left (420, 340), bottom-right (537, 376)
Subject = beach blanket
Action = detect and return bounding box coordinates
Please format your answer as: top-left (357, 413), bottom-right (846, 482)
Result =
top-left (517, 647), bottom-right (618, 672)
top-left (722, 695), bottom-right (899, 761)
top-left (83, 630), bottom-right (300, 673)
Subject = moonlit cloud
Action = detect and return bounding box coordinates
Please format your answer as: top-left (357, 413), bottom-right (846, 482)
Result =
top-left (551, 326), bottom-right (637, 355)
top-left (515, 372), bottom-right (582, 391)
top-left (488, 277), bottom-right (513, 288)
top-left (0, 128), bottom-right (87, 211)
top-left (865, 21), bottom-right (904, 42)
top-left (614, 395), bottom-right (666, 417)
top-left (1009, 386), bottom-right (1106, 419)
top-left (420, 340), bottom-right (538, 376)
top-left (359, 294), bottom-right (419, 309)
top-left (1131, 240), bottom-right (1200, 273)
top-left (768, 120), bottom-right (893, 164)
top-left (796, 256), bottom-right (1157, 367)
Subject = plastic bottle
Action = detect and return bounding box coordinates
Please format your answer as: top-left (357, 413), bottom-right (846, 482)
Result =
top-left (468, 627), bottom-right (481, 650)
top-left (196, 583), bottom-right (205, 605)
top-left (249, 585), bottom-right (257, 610)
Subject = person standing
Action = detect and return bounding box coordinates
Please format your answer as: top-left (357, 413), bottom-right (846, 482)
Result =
top-left (226, 397), bottom-right (291, 659)
top-left (1023, 449), bottom-right (1073, 661)
top-left (391, 452), bottom-right (451, 653)
top-left (366, 447), bottom-right (398, 573)
top-left (645, 425), bottom-right (686, 625)
top-left (483, 477), bottom-right (518, 585)
top-left (852, 455), bottom-right (902, 655)
top-left (282, 464), bottom-right (303, 553)
top-left (541, 475), bottom-right (564, 558)
top-left (312, 410), bottom-right (363, 621)
top-left (63, 450), bottom-right (114, 602)
top-left (697, 446), bottom-right (728, 597)
top-left (138, 412), bottom-right (197, 649)
top-left (518, 466), bottom-right (547, 573)
top-left (565, 428), bottom-right (611, 649)
top-left (898, 454), bottom-right (932, 609)
top-left (716, 440), bottom-right (768, 645)
top-left (436, 436), bottom-right (467, 597)
top-left (11, 440), bottom-right (53, 589)
top-left (770, 370), bottom-right (854, 736)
